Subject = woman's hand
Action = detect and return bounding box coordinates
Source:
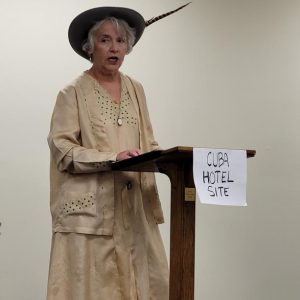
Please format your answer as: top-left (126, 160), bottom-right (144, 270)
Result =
top-left (116, 149), bottom-right (142, 161)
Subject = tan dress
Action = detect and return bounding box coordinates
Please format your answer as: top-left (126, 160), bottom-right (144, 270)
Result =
top-left (47, 77), bottom-right (169, 300)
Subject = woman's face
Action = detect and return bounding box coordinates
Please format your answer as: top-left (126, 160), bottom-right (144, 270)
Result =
top-left (92, 21), bottom-right (128, 73)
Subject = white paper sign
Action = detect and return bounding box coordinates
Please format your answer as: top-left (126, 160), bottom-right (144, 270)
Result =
top-left (193, 148), bottom-right (247, 206)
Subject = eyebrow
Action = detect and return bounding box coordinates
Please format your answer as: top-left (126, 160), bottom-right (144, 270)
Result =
top-left (98, 34), bottom-right (111, 38)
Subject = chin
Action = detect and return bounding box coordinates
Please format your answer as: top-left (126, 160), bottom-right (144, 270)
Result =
top-left (108, 64), bottom-right (122, 71)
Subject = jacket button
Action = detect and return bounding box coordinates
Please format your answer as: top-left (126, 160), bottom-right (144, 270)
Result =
top-left (126, 181), bottom-right (133, 190)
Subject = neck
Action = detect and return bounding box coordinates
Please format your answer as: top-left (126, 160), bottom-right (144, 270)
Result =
top-left (90, 65), bottom-right (120, 83)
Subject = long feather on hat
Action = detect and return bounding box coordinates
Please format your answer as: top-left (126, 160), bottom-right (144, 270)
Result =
top-left (145, 2), bottom-right (191, 27)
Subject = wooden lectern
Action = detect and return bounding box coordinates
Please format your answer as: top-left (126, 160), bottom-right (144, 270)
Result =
top-left (112, 146), bottom-right (256, 300)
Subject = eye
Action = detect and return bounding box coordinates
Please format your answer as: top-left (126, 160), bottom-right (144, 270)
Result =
top-left (117, 37), bottom-right (126, 43)
top-left (100, 37), bottom-right (110, 43)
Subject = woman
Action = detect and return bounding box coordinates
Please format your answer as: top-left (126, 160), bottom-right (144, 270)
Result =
top-left (47, 4), bottom-right (189, 300)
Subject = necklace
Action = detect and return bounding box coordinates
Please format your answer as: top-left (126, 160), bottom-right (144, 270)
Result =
top-left (116, 88), bottom-right (123, 126)
top-left (117, 109), bottom-right (123, 126)
top-left (116, 79), bottom-right (123, 127)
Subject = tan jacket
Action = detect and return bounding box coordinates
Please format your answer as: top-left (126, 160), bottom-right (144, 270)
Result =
top-left (48, 72), bottom-right (164, 235)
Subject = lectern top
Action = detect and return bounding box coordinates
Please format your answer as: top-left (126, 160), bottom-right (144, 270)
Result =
top-left (111, 146), bottom-right (255, 172)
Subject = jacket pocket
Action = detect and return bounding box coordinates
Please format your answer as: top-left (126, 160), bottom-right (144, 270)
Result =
top-left (62, 192), bottom-right (97, 217)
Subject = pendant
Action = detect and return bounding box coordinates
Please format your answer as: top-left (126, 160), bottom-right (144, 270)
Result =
top-left (117, 118), bottom-right (123, 126)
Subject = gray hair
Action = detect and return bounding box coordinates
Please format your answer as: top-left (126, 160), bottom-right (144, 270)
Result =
top-left (82, 17), bottom-right (136, 59)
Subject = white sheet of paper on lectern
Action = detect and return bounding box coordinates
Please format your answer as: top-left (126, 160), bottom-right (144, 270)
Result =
top-left (193, 148), bottom-right (247, 206)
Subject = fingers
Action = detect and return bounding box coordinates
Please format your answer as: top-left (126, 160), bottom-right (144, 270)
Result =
top-left (116, 149), bottom-right (142, 161)
top-left (128, 149), bottom-right (142, 157)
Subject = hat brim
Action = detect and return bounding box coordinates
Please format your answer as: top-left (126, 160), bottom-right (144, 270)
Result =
top-left (68, 7), bottom-right (145, 60)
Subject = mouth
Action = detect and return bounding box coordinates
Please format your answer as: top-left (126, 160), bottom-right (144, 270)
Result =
top-left (108, 56), bottom-right (119, 63)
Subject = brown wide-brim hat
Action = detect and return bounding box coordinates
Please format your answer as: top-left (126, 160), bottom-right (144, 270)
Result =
top-left (68, 3), bottom-right (191, 60)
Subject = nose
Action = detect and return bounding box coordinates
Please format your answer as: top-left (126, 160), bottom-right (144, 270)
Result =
top-left (110, 40), bottom-right (119, 52)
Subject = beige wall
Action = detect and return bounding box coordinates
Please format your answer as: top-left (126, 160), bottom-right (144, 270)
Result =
top-left (1, 0), bottom-right (299, 299)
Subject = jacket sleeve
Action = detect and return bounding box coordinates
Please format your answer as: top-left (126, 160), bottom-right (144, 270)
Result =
top-left (47, 86), bottom-right (117, 173)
